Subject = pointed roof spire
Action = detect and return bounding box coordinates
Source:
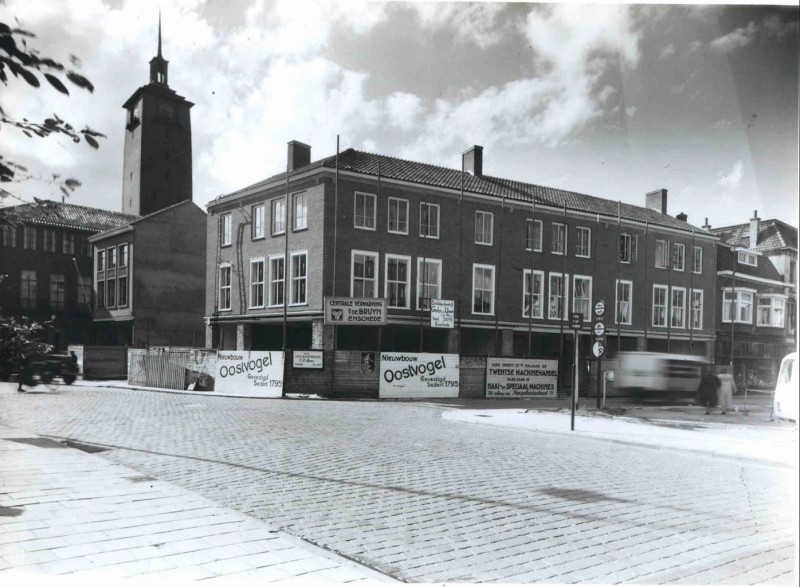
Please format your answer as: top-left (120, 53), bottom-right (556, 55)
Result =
top-left (149, 11), bottom-right (169, 86)
top-left (157, 10), bottom-right (162, 58)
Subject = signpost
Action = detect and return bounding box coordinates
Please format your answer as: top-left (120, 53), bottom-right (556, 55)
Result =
top-left (593, 300), bottom-right (606, 409)
top-left (569, 312), bottom-right (584, 431)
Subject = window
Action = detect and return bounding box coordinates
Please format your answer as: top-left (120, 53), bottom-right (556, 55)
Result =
top-left (252, 204), bottom-right (265, 239)
top-left (97, 249), bottom-right (105, 272)
top-left (693, 246), bottom-right (703, 274)
top-left (77, 275), bottom-right (92, 310)
top-left (472, 264), bottom-right (495, 315)
top-left (548, 273), bottom-right (568, 320)
top-left (758, 296), bottom-right (786, 328)
top-left (62, 233), bottom-right (75, 255)
top-left (250, 259), bottom-right (265, 308)
top-left (619, 233), bottom-right (636, 263)
top-left (107, 247), bottom-right (116, 269)
top-left (787, 299), bottom-right (796, 336)
top-left (78, 235), bottom-right (89, 257)
top-left (526, 219), bottom-right (542, 252)
top-left (1, 225), bottom-right (16, 247)
top-left (271, 198), bottom-right (286, 235)
top-left (21, 270), bottom-right (36, 310)
top-left (690, 290), bottom-right (703, 330)
top-left (385, 255), bottom-right (410, 309)
top-left (737, 251), bottom-right (757, 266)
top-left (576, 227), bottom-right (591, 258)
top-left (290, 252), bottom-right (307, 305)
top-left (672, 243), bottom-right (685, 271)
top-left (475, 211), bottom-right (493, 245)
top-left (23, 226), bottom-right (36, 250)
top-left (218, 265), bottom-right (232, 310)
top-left (44, 230), bottom-right (56, 252)
top-left (106, 277), bottom-right (116, 308)
top-left (388, 198), bottom-right (408, 235)
top-left (118, 276), bottom-right (128, 308)
top-left (671, 287), bottom-right (686, 328)
top-left (118, 244), bottom-right (129, 267)
top-left (573, 276), bottom-right (592, 319)
top-left (523, 270), bottom-right (544, 319)
top-left (615, 280), bottom-right (632, 325)
top-left (96, 281), bottom-right (105, 310)
top-left (723, 290), bottom-right (754, 323)
top-left (652, 285), bottom-right (668, 327)
top-left (551, 223), bottom-right (566, 255)
top-left (293, 193), bottom-right (307, 230)
top-left (354, 192), bottom-right (376, 230)
top-left (420, 202), bottom-right (439, 238)
top-left (269, 256), bottom-right (285, 306)
top-left (417, 258), bottom-right (442, 310)
top-left (351, 251), bottom-right (378, 298)
top-left (220, 213), bottom-right (232, 246)
top-left (655, 240), bottom-right (668, 269)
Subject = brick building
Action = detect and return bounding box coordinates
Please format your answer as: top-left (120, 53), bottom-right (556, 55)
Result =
top-left (205, 143), bottom-right (718, 386)
top-left (708, 213), bottom-right (797, 389)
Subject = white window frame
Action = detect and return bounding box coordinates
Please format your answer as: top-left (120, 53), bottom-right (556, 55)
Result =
top-left (293, 192), bottom-right (307, 231)
top-left (475, 211), bottom-right (494, 246)
top-left (671, 286), bottom-right (686, 329)
top-left (384, 254), bottom-right (411, 309)
top-left (722, 289), bottom-right (755, 324)
top-left (354, 192), bottom-right (376, 231)
top-left (249, 258), bottom-right (265, 309)
top-left (523, 269), bottom-right (544, 319)
top-left (573, 275), bottom-right (593, 320)
top-left (472, 264), bottom-right (495, 316)
top-left (290, 251), bottom-right (308, 306)
top-left (619, 232), bottom-right (636, 264)
top-left (757, 295), bottom-right (786, 328)
top-left (615, 279), bottom-right (633, 325)
top-left (737, 251), bottom-right (757, 267)
top-left (416, 258), bottom-right (442, 311)
top-left (387, 197), bottom-right (409, 235)
top-left (693, 246), bottom-right (703, 274)
top-left (252, 204), bottom-right (265, 239)
top-left (420, 202), bottom-right (440, 239)
top-left (690, 289), bottom-right (703, 330)
top-left (548, 272), bottom-right (569, 320)
top-left (652, 284), bottom-right (668, 327)
top-left (218, 264), bottom-right (232, 311)
top-left (672, 243), bottom-right (686, 272)
top-left (271, 198), bottom-right (286, 235)
top-left (576, 226), bottom-right (591, 258)
top-left (551, 223), bottom-right (566, 255)
top-left (220, 213), bottom-right (232, 247)
top-left (118, 243), bottom-right (129, 268)
top-left (351, 250), bottom-right (379, 298)
top-left (655, 239), bottom-right (668, 269)
top-left (107, 247), bottom-right (117, 269)
top-left (269, 254), bottom-right (286, 307)
top-left (526, 219), bottom-right (542, 252)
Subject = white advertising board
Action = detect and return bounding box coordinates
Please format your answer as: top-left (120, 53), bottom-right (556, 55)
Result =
top-left (293, 350), bottom-right (324, 369)
top-left (379, 353), bottom-right (460, 399)
top-left (486, 357), bottom-right (559, 398)
top-left (430, 299), bottom-right (455, 329)
top-left (324, 297), bottom-right (387, 325)
top-left (215, 351), bottom-right (284, 397)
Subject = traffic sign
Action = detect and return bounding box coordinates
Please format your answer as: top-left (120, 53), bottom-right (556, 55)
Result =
top-left (593, 321), bottom-right (605, 337)
top-left (594, 300), bottom-right (605, 317)
top-left (570, 312), bottom-right (584, 330)
top-left (592, 341), bottom-right (605, 358)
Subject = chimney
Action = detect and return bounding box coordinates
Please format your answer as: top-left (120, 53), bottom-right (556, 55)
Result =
top-left (463, 145), bottom-right (483, 177)
top-left (287, 140), bottom-right (311, 172)
top-left (676, 212), bottom-right (688, 222)
top-left (749, 210), bottom-right (760, 249)
top-left (702, 217), bottom-right (712, 231)
top-left (645, 189), bottom-right (668, 215)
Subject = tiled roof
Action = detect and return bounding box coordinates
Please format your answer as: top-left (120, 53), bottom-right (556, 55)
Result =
top-left (711, 219), bottom-right (798, 253)
top-left (717, 245), bottom-right (785, 282)
top-left (0, 199), bottom-right (139, 232)
top-left (220, 149), bottom-right (711, 235)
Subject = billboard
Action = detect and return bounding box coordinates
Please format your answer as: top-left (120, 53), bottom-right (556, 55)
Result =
top-left (486, 357), bottom-right (559, 398)
top-left (215, 351), bottom-right (284, 397)
top-left (324, 297), bottom-right (388, 325)
top-left (379, 353), bottom-right (459, 399)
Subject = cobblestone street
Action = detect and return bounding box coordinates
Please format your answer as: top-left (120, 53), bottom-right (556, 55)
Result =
top-left (1, 384), bottom-right (796, 583)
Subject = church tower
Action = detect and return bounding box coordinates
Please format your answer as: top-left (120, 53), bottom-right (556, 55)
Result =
top-left (121, 16), bottom-right (193, 216)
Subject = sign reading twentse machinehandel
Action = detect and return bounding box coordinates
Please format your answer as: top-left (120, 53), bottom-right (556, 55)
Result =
top-left (324, 297), bottom-right (388, 325)
top-left (215, 351), bottom-right (284, 397)
top-left (379, 353), bottom-right (460, 399)
top-left (486, 357), bottom-right (559, 398)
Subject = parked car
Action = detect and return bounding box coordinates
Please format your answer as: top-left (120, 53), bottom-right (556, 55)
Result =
top-left (2, 353), bottom-right (79, 386)
top-left (773, 352), bottom-right (797, 422)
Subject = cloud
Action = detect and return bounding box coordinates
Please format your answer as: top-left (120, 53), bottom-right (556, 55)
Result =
top-left (625, 106), bottom-right (637, 118)
top-left (659, 43), bottom-right (675, 59)
top-left (710, 22), bottom-right (758, 53)
top-left (686, 40), bottom-right (703, 54)
top-left (762, 14), bottom-right (800, 37)
top-left (718, 161), bottom-right (743, 189)
top-left (410, 2), bottom-right (507, 48)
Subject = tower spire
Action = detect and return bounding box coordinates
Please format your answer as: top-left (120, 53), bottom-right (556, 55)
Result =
top-left (149, 12), bottom-right (168, 86)
top-left (157, 10), bottom-right (162, 58)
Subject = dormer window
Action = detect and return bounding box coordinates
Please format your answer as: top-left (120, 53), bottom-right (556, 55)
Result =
top-left (737, 251), bottom-right (757, 267)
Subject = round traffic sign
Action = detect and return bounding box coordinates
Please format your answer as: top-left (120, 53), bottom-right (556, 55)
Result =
top-left (593, 321), bottom-right (605, 337)
top-left (592, 341), bottom-right (605, 358)
top-left (594, 300), bottom-right (605, 317)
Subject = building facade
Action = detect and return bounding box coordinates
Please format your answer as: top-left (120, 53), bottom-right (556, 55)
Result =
top-left (205, 143), bottom-right (718, 388)
top-left (709, 213), bottom-right (797, 389)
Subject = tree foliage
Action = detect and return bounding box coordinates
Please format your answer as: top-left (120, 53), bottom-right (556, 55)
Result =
top-left (0, 19), bottom-right (105, 200)
top-left (0, 312), bottom-right (52, 365)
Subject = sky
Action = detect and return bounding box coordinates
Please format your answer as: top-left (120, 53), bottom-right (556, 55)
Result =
top-left (1, 0), bottom-right (798, 230)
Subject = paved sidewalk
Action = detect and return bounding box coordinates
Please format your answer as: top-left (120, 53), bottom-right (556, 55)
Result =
top-left (443, 407), bottom-right (799, 468)
top-left (0, 423), bottom-right (395, 582)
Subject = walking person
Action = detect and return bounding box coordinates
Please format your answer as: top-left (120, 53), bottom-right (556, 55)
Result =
top-left (16, 353), bottom-right (29, 392)
top-left (717, 366), bottom-right (737, 415)
top-left (698, 366), bottom-right (721, 415)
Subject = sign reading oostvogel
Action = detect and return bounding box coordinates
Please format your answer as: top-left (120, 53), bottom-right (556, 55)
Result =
top-left (430, 299), bottom-right (455, 329)
top-left (325, 297), bottom-right (387, 325)
top-left (215, 351), bottom-right (284, 398)
top-left (379, 353), bottom-right (460, 398)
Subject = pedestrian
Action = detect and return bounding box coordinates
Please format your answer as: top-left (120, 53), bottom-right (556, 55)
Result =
top-left (717, 366), bottom-right (737, 415)
top-left (698, 366), bottom-right (721, 415)
top-left (16, 353), bottom-right (28, 393)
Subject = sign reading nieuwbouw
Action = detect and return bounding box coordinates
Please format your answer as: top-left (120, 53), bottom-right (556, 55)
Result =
top-left (379, 353), bottom-right (460, 399)
top-left (292, 350), bottom-right (324, 369)
top-left (430, 299), bottom-right (455, 329)
top-left (215, 351), bottom-right (284, 397)
top-left (324, 297), bottom-right (388, 325)
top-left (486, 357), bottom-right (559, 398)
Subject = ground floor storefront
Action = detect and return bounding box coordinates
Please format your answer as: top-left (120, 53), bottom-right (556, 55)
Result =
top-left (715, 332), bottom-right (795, 390)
